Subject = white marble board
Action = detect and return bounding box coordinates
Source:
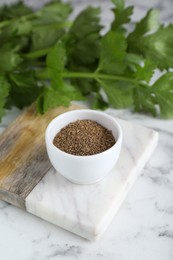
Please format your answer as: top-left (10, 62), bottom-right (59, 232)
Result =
top-left (25, 118), bottom-right (158, 241)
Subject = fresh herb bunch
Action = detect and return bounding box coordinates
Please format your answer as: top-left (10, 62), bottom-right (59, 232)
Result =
top-left (0, 0), bottom-right (173, 121)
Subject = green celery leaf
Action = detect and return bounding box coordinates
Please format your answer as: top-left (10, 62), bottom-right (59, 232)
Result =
top-left (125, 53), bottom-right (143, 76)
top-left (133, 59), bottom-right (155, 83)
top-left (46, 41), bottom-right (66, 89)
top-left (99, 79), bottom-right (134, 108)
top-left (97, 31), bottom-right (127, 74)
top-left (37, 83), bottom-right (83, 113)
top-left (125, 54), bottom-right (156, 84)
top-left (7, 70), bottom-right (42, 109)
top-left (112, 0), bottom-right (125, 11)
top-left (10, 20), bottom-right (32, 36)
top-left (64, 7), bottom-right (102, 96)
top-left (91, 92), bottom-right (109, 110)
top-left (31, 28), bottom-right (64, 51)
top-left (125, 53), bottom-right (143, 66)
top-left (127, 10), bottom-right (173, 69)
top-left (30, 1), bottom-right (72, 51)
top-left (111, 0), bottom-right (133, 31)
top-left (133, 84), bottom-right (156, 116)
top-left (33, 1), bottom-right (72, 25)
top-left (0, 1), bottom-right (32, 21)
top-left (152, 72), bottom-right (173, 118)
top-left (46, 41), bottom-right (66, 73)
top-left (133, 73), bottom-right (173, 118)
top-left (9, 20), bottom-right (32, 36)
top-left (0, 74), bottom-right (10, 120)
top-left (66, 7), bottom-right (102, 66)
top-left (136, 25), bottom-right (173, 70)
top-left (68, 7), bottom-right (101, 42)
top-left (0, 20), bottom-right (32, 47)
top-left (127, 9), bottom-right (160, 45)
top-left (0, 47), bottom-right (22, 72)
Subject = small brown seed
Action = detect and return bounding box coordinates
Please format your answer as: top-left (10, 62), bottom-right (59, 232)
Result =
top-left (53, 120), bottom-right (116, 156)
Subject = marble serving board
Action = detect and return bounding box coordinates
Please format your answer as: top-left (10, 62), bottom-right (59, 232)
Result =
top-left (0, 105), bottom-right (158, 241)
top-left (26, 118), bottom-right (158, 241)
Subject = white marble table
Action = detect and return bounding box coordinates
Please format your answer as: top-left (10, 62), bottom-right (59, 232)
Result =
top-left (0, 0), bottom-right (173, 259)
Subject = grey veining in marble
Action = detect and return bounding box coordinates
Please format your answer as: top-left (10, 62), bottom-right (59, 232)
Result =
top-left (0, 0), bottom-right (173, 259)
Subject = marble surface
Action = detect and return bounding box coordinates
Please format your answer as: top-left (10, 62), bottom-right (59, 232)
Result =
top-left (25, 119), bottom-right (158, 241)
top-left (0, 0), bottom-right (173, 259)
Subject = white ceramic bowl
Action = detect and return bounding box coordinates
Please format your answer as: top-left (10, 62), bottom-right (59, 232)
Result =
top-left (45, 110), bottom-right (123, 184)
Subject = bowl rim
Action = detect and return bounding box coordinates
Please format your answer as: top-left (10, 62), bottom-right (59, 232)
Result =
top-left (45, 109), bottom-right (123, 159)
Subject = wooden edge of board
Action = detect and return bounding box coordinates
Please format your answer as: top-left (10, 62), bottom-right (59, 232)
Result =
top-left (0, 103), bottom-right (86, 209)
